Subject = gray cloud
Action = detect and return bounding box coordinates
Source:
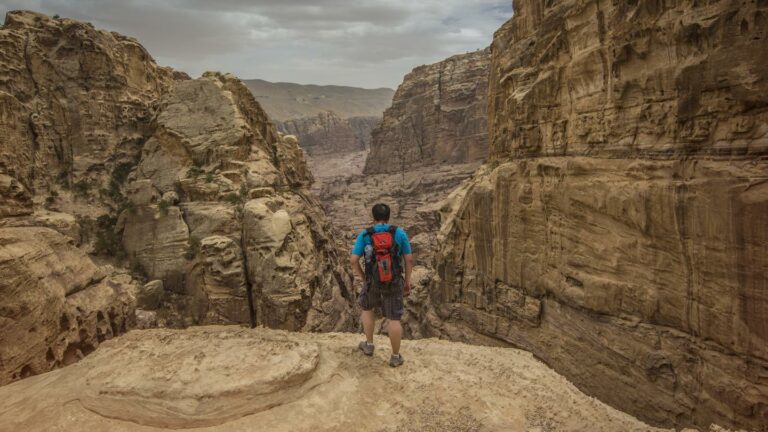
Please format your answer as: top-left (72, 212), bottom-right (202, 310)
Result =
top-left (0, 0), bottom-right (512, 88)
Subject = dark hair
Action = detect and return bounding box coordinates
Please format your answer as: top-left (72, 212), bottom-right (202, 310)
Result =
top-left (372, 203), bottom-right (390, 222)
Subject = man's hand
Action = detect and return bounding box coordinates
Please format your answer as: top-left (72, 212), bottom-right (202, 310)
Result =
top-left (404, 280), bottom-right (411, 297)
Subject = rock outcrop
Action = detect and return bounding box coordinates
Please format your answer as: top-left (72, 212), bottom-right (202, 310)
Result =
top-left (0, 10), bottom-right (356, 383)
top-left (0, 10), bottom-right (183, 384)
top-left (426, 1), bottom-right (768, 430)
top-left (364, 49), bottom-right (489, 174)
top-left (0, 11), bottom-right (182, 219)
top-left (0, 227), bottom-right (136, 386)
top-left (121, 73), bottom-right (356, 331)
top-left (0, 326), bottom-right (704, 432)
top-left (276, 111), bottom-right (379, 156)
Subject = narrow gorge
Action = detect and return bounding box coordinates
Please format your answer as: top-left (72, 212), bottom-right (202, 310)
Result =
top-left (0, 2), bottom-right (766, 432)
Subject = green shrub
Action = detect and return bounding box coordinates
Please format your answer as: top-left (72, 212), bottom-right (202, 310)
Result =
top-left (185, 237), bottom-right (201, 260)
top-left (93, 215), bottom-right (126, 260)
top-left (158, 199), bottom-right (170, 214)
top-left (73, 179), bottom-right (90, 197)
top-left (224, 192), bottom-right (240, 205)
top-left (129, 257), bottom-right (146, 280)
top-left (205, 173), bottom-right (214, 183)
top-left (187, 166), bottom-right (202, 178)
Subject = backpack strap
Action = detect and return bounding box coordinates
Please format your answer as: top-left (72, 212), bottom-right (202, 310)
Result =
top-left (364, 227), bottom-right (375, 237)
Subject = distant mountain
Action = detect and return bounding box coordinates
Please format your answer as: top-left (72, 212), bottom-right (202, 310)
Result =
top-left (243, 79), bottom-right (394, 121)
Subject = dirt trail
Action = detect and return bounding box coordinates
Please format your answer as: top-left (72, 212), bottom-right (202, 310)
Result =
top-left (0, 326), bottom-right (730, 432)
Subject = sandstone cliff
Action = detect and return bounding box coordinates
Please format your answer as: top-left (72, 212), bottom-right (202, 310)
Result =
top-left (121, 73), bottom-right (356, 331)
top-left (0, 11), bottom-right (356, 384)
top-left (426, 1), bottom-right (768, 430)
top-left (0, 11), bottom-right (182, 219)
top-left (276, 111), bottom-right (379, 156)
top-left (0, 326), bottom-right (709, 432)
top-left (0, 10), bottom-right (180, 385)
top-left (364, 49), bottom-right (489, 174)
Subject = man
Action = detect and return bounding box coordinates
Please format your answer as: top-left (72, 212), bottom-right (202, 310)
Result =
top-left (350, 203), bottom-right (413, 367)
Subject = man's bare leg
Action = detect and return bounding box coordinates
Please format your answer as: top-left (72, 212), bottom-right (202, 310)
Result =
top-left (361, 309), bottom-right (375, 344)
top-left (388, 319), bottom-right (402, 355)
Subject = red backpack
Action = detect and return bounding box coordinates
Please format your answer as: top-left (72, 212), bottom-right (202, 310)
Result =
top-left (364, 226), bottom-right (402, 292)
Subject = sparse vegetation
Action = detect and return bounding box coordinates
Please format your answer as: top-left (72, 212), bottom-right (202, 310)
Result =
top-left (224, 192), bottom-right (240, 205)
top-left (158, 199), bottom-right (170, 215)
top-left (187, 166), bottom-right (202, 178)
top-left (44, 189), bottom-right (59, 208)
top-left (129, 257), bottom-right (147, 281)
top-left (185, 237), bottom-right (201, 260)
top-left (93, 215), bottom-right (126, 260)
top-left (205, 173), bottom-right (214, 183)
top-left (100, 157), bottom-right (140, 209)
top-left (73, 179), bottom-right (90, 197)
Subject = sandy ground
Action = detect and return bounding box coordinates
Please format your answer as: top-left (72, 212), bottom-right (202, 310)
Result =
top-left (0, 326), bottom-right (728, 432)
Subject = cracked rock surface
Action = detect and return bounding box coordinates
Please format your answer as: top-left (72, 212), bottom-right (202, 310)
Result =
top-left (0, 326), bottom-right (707, 432)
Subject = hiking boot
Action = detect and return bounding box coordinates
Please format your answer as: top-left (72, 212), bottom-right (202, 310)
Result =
top-left (358, 341), bottom-right (374, 356)
top-left (389, 353), bottom-right (404, 368)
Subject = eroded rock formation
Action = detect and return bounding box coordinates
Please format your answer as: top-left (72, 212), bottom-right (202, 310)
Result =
top-left (0, 10), bottom-right (181, 384)
top-left (0, 11), bottom-right (356, 383)
top-left (121, 73), bottom-right (356, 331)
top-left (0, 227), bottom-right (136, 386)
top-left (0, 11), bottom-right (182, 218)
top-left (0, 326), bottom-right (689, 432)
top-left (276, 111), bottom-right (379, 156)
top-left (427, 1), bottom-right (768, 430)
top-left (364, 49), bottom-right (489, 174)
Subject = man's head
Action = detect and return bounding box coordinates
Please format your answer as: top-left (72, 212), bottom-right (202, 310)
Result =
top-left (372, 203), bottom-right (390, 223)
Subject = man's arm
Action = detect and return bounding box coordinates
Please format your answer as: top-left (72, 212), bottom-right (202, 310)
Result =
top-left (403, 253), bottom-right (414, 296)
top-left (350, 254), bottom-right (365, 282)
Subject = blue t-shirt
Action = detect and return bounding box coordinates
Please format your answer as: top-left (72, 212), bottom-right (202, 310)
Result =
top-left (351, 224), bottom-right (412, 256)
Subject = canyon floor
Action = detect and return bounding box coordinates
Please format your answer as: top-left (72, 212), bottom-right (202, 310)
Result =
top-left (0, 326), bottom-right (724, 432)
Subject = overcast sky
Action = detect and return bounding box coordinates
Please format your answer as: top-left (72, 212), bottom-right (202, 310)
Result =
top-left (0, 0), bottom-right (512, 89)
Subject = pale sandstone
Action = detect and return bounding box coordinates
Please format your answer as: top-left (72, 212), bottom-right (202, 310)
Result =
top-left (122, 73), bottom-right (355, 331)
top-left (0, 227), bottom-right (136, 385)
top-left (427, 1), bottom-right (768, 430)
top-left (276, 111), bottom-right (379, 156)
top-left (0, 11), bottom-right (183, 219)
top-left (364, 49), bottom-right (489, 174)
top-left (0, 10), bottom-right (354, 380)
top-left (0, 326), bottom-right (717, 432)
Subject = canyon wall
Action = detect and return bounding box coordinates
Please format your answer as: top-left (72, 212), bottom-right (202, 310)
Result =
top-left (0, 11), bottom-right (356, 384)
top-left (0, 10), bottom-right (177, 385)
top-left (121, 73), bottom-right (356, 331)
top-left (276, 111), bottom-right (379, 156)
top-left (427, 1), bottom-right (768, 430)
top-left (364, 49), bottom-right (490, 174)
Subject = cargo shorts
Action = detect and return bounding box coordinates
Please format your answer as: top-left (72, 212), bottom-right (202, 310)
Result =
top-left (359, 278), bottom-right (404, 321)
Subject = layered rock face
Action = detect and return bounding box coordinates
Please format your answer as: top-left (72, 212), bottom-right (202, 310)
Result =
top-left (0, 11), bottom-right (179, 384)
top-left (0, 11), bottom-right (356, 384)
top-left (364, 49), bottom-right (489, 174)
top-left (0, 11), bottom-right (181, 218)
top-left (121, 73), bottom-right (356, 331)
top-left (428, 1), bottom-right (768, 430)
top-left (276, 111), bottom-right (379, 156)
top-left (0, 227), bottom-right (136, 386)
